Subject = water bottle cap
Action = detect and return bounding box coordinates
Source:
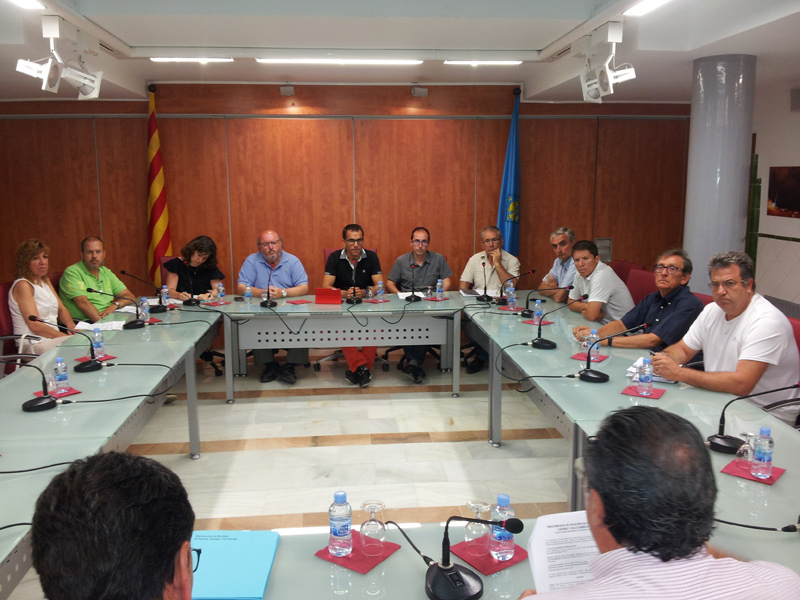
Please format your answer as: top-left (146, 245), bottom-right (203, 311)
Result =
top-left (437, 279), bottom-right (442, 283)
top-left (535, 300), bottom-right (541, 304)
top-left (94, 328), bottom-right (101, 333)
top-left (141, 297), bottom-right (147, 301)
top-left (591, 329), bottom-right (598, 334)
top-left (643, 358), bottom-right (650, 364)
top-left (497, 493), bottom-right (510, 507)
top-left (334, 491), bottom-right (347, 503)
top-left (760, 426), bottom-right (771, 436)
top-left (55, 357), bottom-right (63, 363)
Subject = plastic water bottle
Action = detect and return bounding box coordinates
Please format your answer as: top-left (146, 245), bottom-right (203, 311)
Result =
top-left (638, 358), bottom-right (653, 396)
top-left (139, 297), bottom-right (150, 323)
top-left (533, 299), bottom-right (543, 325)
top-left (328, 491), bottom-right (353, 557)
top-left (54, 357), bottom-right (69, 394)
top-left (587, 329), bottom-right (600, 362)
top-left (490, 494), bottom-right (515, 561)
top-left (244, 284), bottom-right (253, 304)
top-left (160, 284), bottom-right (170, 306)
top-left (436, 278), bottom-right (444, 301)
top-left (506, 286), bottom-right (517, 310)
top-left (750, 427), bottom-right (774, 480)
top-left (91, 328), bottom-right (105, 359)
top-left (217, 283), bottom-right (225, 302)
top-left (376, 281), bottom-right (385, 301)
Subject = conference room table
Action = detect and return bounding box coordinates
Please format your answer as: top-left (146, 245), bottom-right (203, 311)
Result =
top-left (0, 305), bottom-right (220, 600)
top-left (214, 294), bottom-right (465, 402)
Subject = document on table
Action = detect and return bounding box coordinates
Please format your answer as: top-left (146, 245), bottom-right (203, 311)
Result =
top-left (527, 511), bottom-right (599, 593)
top-left (74, 321), bottom-right (125, 331)
top-left (459, 289), bottom-right (499, 298)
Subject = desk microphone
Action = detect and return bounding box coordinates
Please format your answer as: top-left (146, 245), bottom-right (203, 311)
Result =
top-left (406, 263), bottom-right (423, 303)
top-left (27, 316), bottom-right (102, 373)
top-left (260, 267), bottom-right (277, 308)
top-left (530, 294), bottom-right (587, 350)
top-left (426, 516), bottom-right (524, 600)
top-left (579, 322), bottom-right (650, 383)
top-left (476, 261), bottom-right (492, 303)
top-left (707, 383), bottom-right (800, 454)
top-left (0, 360), bottom-right (58, 412)
top-left (119, 270), bottom-right (167, 313)
top-left (86, 288), bottom-right (144, 329)
top-left (521, 285), bottom-right (574, 318)
top-left (495, 269), bottom-right (535, 306)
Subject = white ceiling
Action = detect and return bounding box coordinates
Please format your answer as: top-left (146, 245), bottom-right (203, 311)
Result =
top-left (1, 0), bottom-right (798, 104)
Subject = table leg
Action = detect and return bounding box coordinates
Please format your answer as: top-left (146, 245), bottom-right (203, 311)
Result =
top-left (488, 337), bottom-right (502, 447)
top-left (451, 310), bottom-right (461, 397)
top-left (224, 314), bottom-right (235, 404)
top-left (185, 343), bottom-right (201, 459)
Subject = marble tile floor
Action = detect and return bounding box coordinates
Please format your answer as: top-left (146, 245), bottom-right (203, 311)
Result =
top-left (8, 350), bottom-right (568, 600)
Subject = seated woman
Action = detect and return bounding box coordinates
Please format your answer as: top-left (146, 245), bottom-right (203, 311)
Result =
top-left (164, 235), bottom-right (225, 301)
top-left (9, 239), bottom-right (77, 354)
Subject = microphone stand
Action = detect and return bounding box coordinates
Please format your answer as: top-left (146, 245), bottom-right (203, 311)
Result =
top-left (406, 263), bottom-right (422, 303)
top-left (86, 288), bottom-right (144, 330)
top-left (476, 261), bottom-right (492, 303)
top-left (0, 360), bottom-right (58, 412)
top-left (530, 294), bottom-right (587, 350)
top-left (27, 316), bottom-right (102, 373)
top-left (120, 270), bottom-right (167, 313)
top-left (346, 265), bottom-right (362, 305)
top-left (707, 384), bottom-right (800, 454)
top-left (495, 269), bottom-right (534, 306)
top-left (260, 266), bottom-right (277, 308)
top-left (579, 323), bottom-right (649, 383)
top-left (520, 285), bottom-right (574, 318)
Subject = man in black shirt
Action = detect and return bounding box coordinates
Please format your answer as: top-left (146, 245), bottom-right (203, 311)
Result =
top-left (322, 224), bottom-right (383, 387)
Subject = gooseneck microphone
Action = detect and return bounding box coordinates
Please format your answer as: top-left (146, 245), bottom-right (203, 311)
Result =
top-left (27, 316), bottom-right (102, 373)
top-left (476, 261), bottom-right (492, 303)
top-left (119, 270), bottom-right (167, 313)
top-left (406, 263), bottom-right (423, 303)
top-left (346, 265), bottom-right (362, 305)
top-left (260, 267), bottom-right (277, 308)
top-left (521, 285), bottom-right (574, 317)
top-left (0, 360), bottom-right (58, 412)
top-left (426, 516), bottom-right (525, 600)
top-left (495, 269), bottom-right (535, 306)
top-left (87, 288), bottom-right (144, 329)
top-left (707, 383), bottom-right (800, 454)
top-left (579, 322), bottom-right (650, 383)
top-left (530, 294), bottom-right (588, 350)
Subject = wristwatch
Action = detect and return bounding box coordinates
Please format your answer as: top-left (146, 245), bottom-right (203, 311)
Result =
top-left (112, 301), bottom-right (120, 307)
top-left (607, 337), bottom-right (612, 347)
top-left (281, 289), bottom-right (288, 298)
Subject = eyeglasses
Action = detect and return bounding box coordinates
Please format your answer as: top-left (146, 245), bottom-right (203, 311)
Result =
top-left (345, 238), bottom-right (364, 245)
top-left (482, 238), bottom-right (501, 244)
top-left (654, 264), bottom-right (684, 275)
top-left (708, 280), bottom-right (746, 290)
top-left (411, 240), bottom-right (429, 246)
top-left (258, 240), bottom-right (281, 248)
top-left (190, 547), bottom-right (202, 573)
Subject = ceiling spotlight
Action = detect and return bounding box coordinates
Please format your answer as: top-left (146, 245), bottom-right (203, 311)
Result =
top-left (411, 86), bottom-right (428, 98)
top-left (61, 65), bottom-right (103, 99)
top-left (15, 57), bottom-right (61, 92)
top-left (280, 85), bottom-right (295, 96)
top-left (580, 70), bottom-right (602, 104)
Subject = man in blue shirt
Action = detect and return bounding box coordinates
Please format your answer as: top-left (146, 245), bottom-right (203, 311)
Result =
top-left (573, 248), bottom-right (703, 350)
top-left (238, 229), bottom-right (309, 384)
top-left (538, 227), bottom-right (577, 303)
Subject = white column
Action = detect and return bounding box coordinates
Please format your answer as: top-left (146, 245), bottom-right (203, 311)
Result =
top-left (683, 54), bottom-right (756, 291)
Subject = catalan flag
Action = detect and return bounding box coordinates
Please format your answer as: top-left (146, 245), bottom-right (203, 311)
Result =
top-left (496, 88), bottom-right (521, 256)
top-left (147, 88), bottom-right (172, 286)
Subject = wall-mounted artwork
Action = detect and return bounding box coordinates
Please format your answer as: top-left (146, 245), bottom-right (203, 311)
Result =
top-left (767, 166), bottom-right (800, 219)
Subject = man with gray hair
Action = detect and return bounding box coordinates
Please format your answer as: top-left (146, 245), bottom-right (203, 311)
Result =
top-left (653, 251), bottom-right (800, 425)
top-left (539, 227), bottom-right (576, 303)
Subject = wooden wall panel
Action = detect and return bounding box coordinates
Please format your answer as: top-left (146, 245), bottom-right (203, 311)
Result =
top-left (354, 120), bottom-right (476, 284)
top-left (594, 118), bottom-right (689, 267)
top-left (94, 118), bottom-right (149, 296)
top-left (0, 119), bottom-right (100, 281)
top-left (157, 118), bottom-right (232, 287)
top-left (226, 118), bottom-right (354, 289)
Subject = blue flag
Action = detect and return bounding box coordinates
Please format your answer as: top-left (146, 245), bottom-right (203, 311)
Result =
top-left (497, 89), bottom-right (521, 256)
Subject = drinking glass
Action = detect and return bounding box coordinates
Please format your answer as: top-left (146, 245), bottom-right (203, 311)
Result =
top-left (735, 433), bottom-right (755, 470)
top-left (360, 500), bottom-right (386, 556)
top-left (464, 499), bottom-right (491, 556)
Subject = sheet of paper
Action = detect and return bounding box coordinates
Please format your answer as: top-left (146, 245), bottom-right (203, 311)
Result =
top-left (527, 511), bottom-right (599, 593)
top-left (459, 289), bottom-right (499, 298)
top-left (74, 321), bottom-right (125, 331)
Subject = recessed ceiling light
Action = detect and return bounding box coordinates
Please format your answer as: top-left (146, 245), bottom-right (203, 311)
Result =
top-left (7, 0), bottom-right (45, 9)
top-left (255, 58), bottom-right (423, 66)
top-left (443, 60), bottom-right (522, 66)
top-left (149, 57), bottom-right (234, 63)
top-left (623, 0), bottom-right (674, 16)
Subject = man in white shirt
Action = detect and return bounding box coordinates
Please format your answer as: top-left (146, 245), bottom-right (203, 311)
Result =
top-left (568, 240), bottom-right (634, 325)
top-left (460, 225), bottom-right (521, 295)
top-left (538, 226), bottom-right (576, 303)
top-left (518, 406), bottom-right (800, 599)
top-left (652, 251), bottom-right (800, 425)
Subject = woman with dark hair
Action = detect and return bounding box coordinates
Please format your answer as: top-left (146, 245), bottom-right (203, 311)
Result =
top-left (163, 235), bottom-right (225, 301)
top-left (9, 239), bottom-right (76, 354)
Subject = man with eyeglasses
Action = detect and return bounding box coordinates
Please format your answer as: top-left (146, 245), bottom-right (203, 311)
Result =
top-left (386, 226), bottom-right (453, 383)
top-left (459, 225), bottom-right (521, 373)
top-left (652, 251), bottom-right (800, 425)
top-left (573, 249), bottom-right (703, 350)
top-left (322, 224), bottom-right (384, 387)
top-left (538, 226), bottom-right (577, 303)
top-left (568, 240), bottom-right (634, 325)
top-left (238, 229), bottom-right (309, 384)
top-left (32, 452), bottom-right (196, 600)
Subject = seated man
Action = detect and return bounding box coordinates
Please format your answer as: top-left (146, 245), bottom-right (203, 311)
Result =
top-left (237, 229), bottom-right (309, 384)
top-left (538, 226), bottom-right (576, 303)
top-left (568, 240), bottom-right (634, 325)
top-left (322, 223), bottom-right (383, 387)
top-left (519, 406), bottom-right (800, 599)
top-left (386, 226), bottom-right (453, 383)
top-left (653, 251), bottom-right (800, 425)
top-left (59, 236), bottom-right (137, 322)
top-left (460, 225), bottom-right (521, 373)
top-left (573, 248), bottom-right (703, 350)
top-left (32, 452), bottom-right (195, 600)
